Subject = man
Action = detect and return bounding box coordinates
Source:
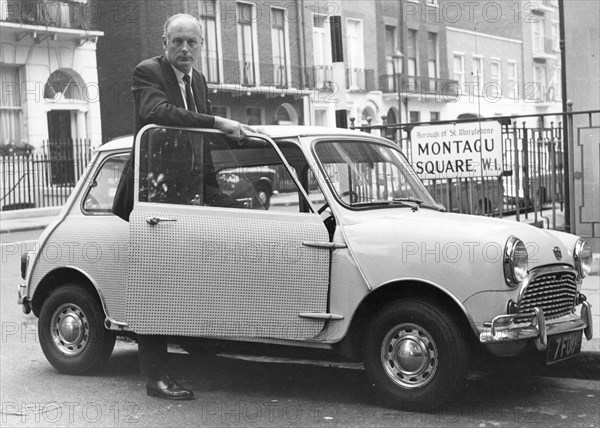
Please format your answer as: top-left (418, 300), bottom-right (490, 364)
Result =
top-left (112, 13), bottom-right (248, 400)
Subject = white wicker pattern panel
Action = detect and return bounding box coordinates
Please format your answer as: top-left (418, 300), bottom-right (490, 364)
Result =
top-left (29, 216), bottom-right (129, 321)
top-left (127, 210), bottom-right (330, 339)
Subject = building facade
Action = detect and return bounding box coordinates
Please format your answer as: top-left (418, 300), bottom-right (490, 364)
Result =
top-left (97, 0), bottom-right (314, 140)
top-left (0, 0), bottom-right (104, 152)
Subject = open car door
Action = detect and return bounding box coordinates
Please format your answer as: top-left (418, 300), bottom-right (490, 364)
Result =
top-left (126, 126), bottom-right (331, 340)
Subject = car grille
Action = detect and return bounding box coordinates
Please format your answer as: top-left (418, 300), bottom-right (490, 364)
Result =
top-left (517, 270), bottom-right (578, 321)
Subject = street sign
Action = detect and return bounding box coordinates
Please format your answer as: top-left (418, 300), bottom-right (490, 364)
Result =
top-left (411, 121), bottom-right (503, 179)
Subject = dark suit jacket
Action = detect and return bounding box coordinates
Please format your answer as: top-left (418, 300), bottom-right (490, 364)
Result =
top-left (112, 55), bottom-right (215, 221)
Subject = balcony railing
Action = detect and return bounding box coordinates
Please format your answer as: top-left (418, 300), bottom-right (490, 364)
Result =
top-left (346, 68), bottom-right (375, 92)
top-left (307, 65), bottom-right (334, 91)
top-left (380, 74), bottom-right (460, 98)
top-left (1, 0), bottom-right (91, 30)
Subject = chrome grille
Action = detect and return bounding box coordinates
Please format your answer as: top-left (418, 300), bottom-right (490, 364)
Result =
top-left (517, 270), bottom-right (577, 321)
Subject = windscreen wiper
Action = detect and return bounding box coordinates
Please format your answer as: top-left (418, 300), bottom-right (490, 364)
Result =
top-left (389, 197), bottom-right (423, 210)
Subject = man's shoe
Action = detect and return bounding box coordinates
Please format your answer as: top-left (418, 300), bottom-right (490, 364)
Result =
top-left (146, 375), bottom-right (194, 400)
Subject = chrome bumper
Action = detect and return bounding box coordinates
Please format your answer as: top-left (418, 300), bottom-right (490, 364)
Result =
top-left (17, 283), bottom-right (31, 314)
top-left (479, 296), bottom-right (593, 351)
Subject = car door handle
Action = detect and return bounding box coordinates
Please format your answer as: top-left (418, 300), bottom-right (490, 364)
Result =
top-left (301, 241), bottom-right (347, 249)
top-left (146, 217), bottom-right (177, 226)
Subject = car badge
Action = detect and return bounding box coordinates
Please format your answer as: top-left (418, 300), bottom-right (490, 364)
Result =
top-left (553, 246), bottom-right (562, 260)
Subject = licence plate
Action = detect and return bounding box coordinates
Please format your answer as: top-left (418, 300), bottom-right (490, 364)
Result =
top-left (546, 330), bottom-right (583, 365)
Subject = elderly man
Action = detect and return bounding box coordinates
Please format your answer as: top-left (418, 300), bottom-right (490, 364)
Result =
top-left (113, 13), bottom-right (249, 400)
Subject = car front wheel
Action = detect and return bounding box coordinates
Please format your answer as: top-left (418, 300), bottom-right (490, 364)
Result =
top-left (364, 299), bottom-right (469, 408)
top-left (39, 284), bottom-right (115, 375)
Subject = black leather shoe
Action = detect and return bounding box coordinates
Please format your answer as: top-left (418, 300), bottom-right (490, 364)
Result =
top-left (146, 375), bottom-right (194, 400)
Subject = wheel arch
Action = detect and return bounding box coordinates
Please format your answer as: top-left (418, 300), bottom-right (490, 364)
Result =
top-left (32, 267), bottom-right (106, 319)
top-left (336, 280), bottom-right (478, 360)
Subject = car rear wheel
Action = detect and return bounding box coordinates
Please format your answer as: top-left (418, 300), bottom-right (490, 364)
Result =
top-left (363, 299), bottom-right (469, 408)
top-left (39, 284), bottom-right (115, 375)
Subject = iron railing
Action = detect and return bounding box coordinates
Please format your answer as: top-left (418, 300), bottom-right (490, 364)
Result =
top-left (0, 0), bottom-right (91, 30)
top-left (0, 138), bottom-right (91, 211)
top-left (349, 111), bottom-right (600, 229)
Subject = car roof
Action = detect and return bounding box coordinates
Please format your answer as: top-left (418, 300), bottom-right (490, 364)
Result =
top-left (97, 126), bottom-right (384, 153)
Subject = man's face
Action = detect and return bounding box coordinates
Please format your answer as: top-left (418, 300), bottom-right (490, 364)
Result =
top-left (163, 17), bottom-right (202, 74)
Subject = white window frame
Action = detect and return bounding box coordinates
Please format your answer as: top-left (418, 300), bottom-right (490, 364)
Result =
top-left (246, 106), bottom-right (265, 125)
top-left (507, 60), bottom-right (519, 101)
top-left (346, 18), bottom-right (365, 91)
top-left (236, 1), bottom-right (260, 86)
top-left (551, 20), bottom-right (560, 52)
top-left (270, 6), bottom-right (291, 88)
top-left (471, 55), bottom-right (484, 96)
top-left (199, 0), bottom-right (223, 84)
top-left (453, 53), bottom-right (465, 87)
top-left (533, 64), bottom-right (546, 102)
top-left (490, 59), bottom-right (502, 98)
top-left (532, 17), bottom-right (545, 55)
top-left (427, 32), bottom-right (438, 79)
top-left (0, 65), bottom-right (23, 145)
top-left (312, 13), bottom-right (333, 90)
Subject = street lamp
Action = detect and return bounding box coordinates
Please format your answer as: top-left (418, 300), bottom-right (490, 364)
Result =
top-left (392, 50), bottom-right (405, 142)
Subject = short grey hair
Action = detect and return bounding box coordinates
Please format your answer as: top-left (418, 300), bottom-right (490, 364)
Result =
top-left (163, 13), bottom-right (203, 38)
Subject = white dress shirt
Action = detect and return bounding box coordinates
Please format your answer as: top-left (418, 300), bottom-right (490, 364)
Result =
top-left (170, 64), bottom-right (194, 111)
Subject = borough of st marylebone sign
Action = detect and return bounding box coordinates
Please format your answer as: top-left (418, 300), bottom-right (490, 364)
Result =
top-left (411, 121), bottom-right (503, 180)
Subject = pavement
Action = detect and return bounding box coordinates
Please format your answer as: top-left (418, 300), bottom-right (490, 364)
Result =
top-left (1, 199), bottom-right (599, 356)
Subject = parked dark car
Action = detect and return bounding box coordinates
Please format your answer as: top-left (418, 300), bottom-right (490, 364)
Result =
top-left (217, 166), bottom-right (277, 209)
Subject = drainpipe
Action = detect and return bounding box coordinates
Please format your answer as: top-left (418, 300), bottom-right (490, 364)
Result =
top-left (558, 0), bottom-right (570, 233)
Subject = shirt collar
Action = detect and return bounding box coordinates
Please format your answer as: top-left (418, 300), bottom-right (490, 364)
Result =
top-left (169, 63), bottom-right (193, 83)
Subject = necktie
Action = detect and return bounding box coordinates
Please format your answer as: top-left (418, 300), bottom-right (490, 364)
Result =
top-left (182, 75), bottom-right (197, 112)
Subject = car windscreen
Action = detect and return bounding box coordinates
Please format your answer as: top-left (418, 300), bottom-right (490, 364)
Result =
top-left (313, 140), bottom-right (439, 209)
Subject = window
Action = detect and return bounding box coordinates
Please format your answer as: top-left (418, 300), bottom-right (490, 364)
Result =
top-left (409, 111), bottom-right (420, 123)
top-left (246, 107), bottom-right (263, 125)
top-left (489, 60), bottom-right (501, 98)
top-left (211, 105), bottom-right (229, 118)
top-left (471, 56), bottom-right (484, 95)
top-left (271, 7), bottom-right (289, 87)
top-left (533, 64), bottom-right (546, 102)
top-left (0, 66), bottom-right (22, 145)
top-left (312, 13), bottom-right (332, 89)
top-left (237, 2), bottom-right (258, 86)
top-left (430, 112), bottom-right (440, 122)
top-left (346, 18), bottom-right (365, 90)
top-left (427, 32), bottom-right (438, 91)
top-left (385, 25), bottom-right (397, 90)
top-left (453, 54), bottom-right (465, 87)
top-left (507, 61), bottom-right (519, 100)
top-left (83, 153), bottom-right (129, 213)
top-left (200, 0), bottom-right (221, 83)
top-left (551, 20), bottom-right (560, 52)
top-left (138, 128), bottom-right (303, 213)
top-left (406, 29), bottom-right (418, 90)
top-left (532, 18), bottom-right (545, 55)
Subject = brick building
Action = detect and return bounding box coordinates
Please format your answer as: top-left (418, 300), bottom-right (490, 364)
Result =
top-left (97, 0), bottom-right (311, 140)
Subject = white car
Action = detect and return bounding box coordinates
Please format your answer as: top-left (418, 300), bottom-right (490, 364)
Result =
top-left (18, 125), bottom-right (593, 407)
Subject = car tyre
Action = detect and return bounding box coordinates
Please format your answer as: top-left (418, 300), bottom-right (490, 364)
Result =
top-left (39, 284), bottom-right (115, 375)
top-left (363, 299), bottom-right (469, 409)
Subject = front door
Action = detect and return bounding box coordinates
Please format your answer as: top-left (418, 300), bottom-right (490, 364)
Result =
top-left (47, 110), bottom-right (74, 185)
top-left (126, 126), bottom-right (331, 340)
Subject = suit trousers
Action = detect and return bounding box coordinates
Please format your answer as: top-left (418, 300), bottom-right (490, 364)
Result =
top-left (138, 334), bottom-right (169, 379)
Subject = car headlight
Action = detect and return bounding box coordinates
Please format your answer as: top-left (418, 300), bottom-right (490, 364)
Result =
top-left (503, 236), bottom-right (528, 287)
top-left (574, 240), bottom-right (592, 278)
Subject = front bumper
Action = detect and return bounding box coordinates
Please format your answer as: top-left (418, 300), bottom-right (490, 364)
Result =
top-left (17, 283), bottom-right (31, 314)
top-left (479, 295), bottom-right (593, 352)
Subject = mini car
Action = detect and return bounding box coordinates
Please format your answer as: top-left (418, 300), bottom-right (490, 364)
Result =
top-left (18, 125), bottom-right (594, 407)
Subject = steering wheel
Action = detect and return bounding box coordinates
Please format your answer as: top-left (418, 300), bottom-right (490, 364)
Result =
top-left (317, 190), bottom-right (359, 214)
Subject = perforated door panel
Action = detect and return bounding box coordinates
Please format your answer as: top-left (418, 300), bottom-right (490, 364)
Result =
top-left (126, 208), bottom-right (330, 339)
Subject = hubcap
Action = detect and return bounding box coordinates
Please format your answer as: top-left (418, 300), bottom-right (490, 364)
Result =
top-left (50, 303), bottom-right (89, 356)
top-left (380, 323), bottom-right (438, 389)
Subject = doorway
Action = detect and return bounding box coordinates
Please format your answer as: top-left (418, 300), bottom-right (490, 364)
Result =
top-left (47, 110), bottom-right (75, 185)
